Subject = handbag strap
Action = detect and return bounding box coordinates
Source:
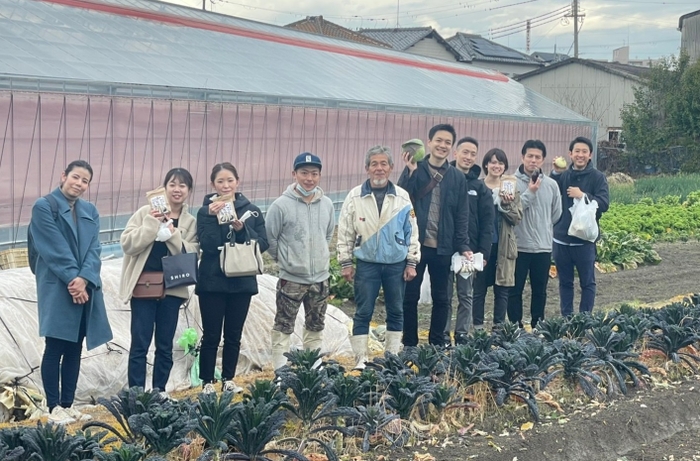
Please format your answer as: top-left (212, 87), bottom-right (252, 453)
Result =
top-left (226, 224), bottom-right (252, 245)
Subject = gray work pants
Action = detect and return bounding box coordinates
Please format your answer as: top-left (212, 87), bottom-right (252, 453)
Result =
top-left (444, 272), bottom-right (474, 342)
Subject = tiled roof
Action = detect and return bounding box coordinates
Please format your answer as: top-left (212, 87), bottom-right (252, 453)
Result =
top-left (515, 58), bottom-right (650, 81)
top-left (447, 33), bottom-right (541, 65)
top-left (531, 51), bottom-right (570, 64)
top-left (285, 16), bottom-right (389, 47)
top-left (358, 27), bottom-right (434, 51)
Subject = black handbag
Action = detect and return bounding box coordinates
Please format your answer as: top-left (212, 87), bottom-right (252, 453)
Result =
top-left (162, 250), bottom-right (199, 289)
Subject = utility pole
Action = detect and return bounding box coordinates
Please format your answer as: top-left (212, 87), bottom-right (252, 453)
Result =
top-left (573, 0), bottom-right (579, 58)
top-left (396, 0), bottom-right (400, 28)
top-left (566, 0), bottom-right (584, 58)
top-left (526, 20), bottom-right (531, 53)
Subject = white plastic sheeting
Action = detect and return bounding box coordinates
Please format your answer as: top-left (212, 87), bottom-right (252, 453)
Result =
top-left (0, 259), bottom-right (353, 405)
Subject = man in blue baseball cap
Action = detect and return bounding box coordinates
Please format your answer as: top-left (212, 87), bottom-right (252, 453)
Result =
top-left (266, 152), bottom-right (335, 370)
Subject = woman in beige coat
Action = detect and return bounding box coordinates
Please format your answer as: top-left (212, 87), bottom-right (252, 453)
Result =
top-left (119, 168), bottom-right (199, 392)
top-left (472, 149), bottom-right (522, 330)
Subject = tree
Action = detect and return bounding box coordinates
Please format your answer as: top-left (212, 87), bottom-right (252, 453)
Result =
top-left (621, 54), bottom-right (700, 173)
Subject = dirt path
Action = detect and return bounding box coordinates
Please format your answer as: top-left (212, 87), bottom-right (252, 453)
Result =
top-left (372, 380), bottom-right (700, 461)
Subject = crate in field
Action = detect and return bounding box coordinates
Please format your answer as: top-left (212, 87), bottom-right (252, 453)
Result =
top-left (0, 248), bottom-right (29, 270)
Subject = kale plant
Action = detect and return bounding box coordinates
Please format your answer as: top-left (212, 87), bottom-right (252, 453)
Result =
top-left (353, 405), bottom-right (400, 452)
top-left (646, 323), bottom-right (700, 370)
top-left (20, 422), bottom-right (84, 461)
top-left (551, 339), bottom-right (604, 399)
top-left (128, 398), bottom-right (196, 455)
top-left (83, 387), bottom-right (166, 444)
top-left (450, 343), bottom-right (503, 388)
top-left (586, 325), bottom-right (650, 396)
top-left (536, 316), bottom-right (569, 342)
top-left (492, 321), bottom-right (526, 347)
top-left (193, 390), bottom-right (238, 452)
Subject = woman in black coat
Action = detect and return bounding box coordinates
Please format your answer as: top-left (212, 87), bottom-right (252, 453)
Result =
top-left (196, 162), bottom-right (268, 394)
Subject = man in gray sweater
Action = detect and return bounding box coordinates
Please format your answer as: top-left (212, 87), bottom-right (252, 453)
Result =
top-left (507, 140), bottom-right (562, 329)
top-left (266, 153), bottom-right (336, 370)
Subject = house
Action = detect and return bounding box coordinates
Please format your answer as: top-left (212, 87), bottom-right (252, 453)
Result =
top-left (679, 9), bottom-right (700, 63)
top-left (285, 16), bottom-right (390, 48)
top-left (446, 33), bottom-right (542, 76)
top-left (516, 58), bottom-right (650, 141)
top-left (531, 51), bottom-right (570, 65)
top-left (358, 27), bottom-right (542, 76)
top-left (359, 27), bottom-right (465, 62)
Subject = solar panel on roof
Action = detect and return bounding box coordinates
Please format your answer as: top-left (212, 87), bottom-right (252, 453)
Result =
top-left (470, 37), bottom-right (525, 60)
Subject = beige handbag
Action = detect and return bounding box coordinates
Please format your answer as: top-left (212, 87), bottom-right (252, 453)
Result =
top-left (219, 226), bottom-right (264, 277)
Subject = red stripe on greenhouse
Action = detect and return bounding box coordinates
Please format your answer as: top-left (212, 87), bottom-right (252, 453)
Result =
top-left (38, 0), bottom-right (509, 83)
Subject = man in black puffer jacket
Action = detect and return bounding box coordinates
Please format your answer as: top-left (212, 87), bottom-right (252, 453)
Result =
top-left (551, 136), bottom-right (609, 316)
top-left (443, 137), bottom-right (494, 345)
top-left (398, 123), bottom-right (470, 347)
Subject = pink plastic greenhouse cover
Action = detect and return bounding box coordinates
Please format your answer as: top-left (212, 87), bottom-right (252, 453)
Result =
top-left (0, 92), bottom-right (593, 247)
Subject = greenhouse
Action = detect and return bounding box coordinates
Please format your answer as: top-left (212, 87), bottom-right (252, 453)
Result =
top-left (0, 0), bottom-right (595, 249)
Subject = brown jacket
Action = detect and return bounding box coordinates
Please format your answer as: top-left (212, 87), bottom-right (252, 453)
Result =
top-left (493, 177), bottom-right (523, 287)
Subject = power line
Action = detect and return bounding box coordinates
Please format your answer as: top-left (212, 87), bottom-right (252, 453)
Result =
top-left (492, 14), bottom-right (568, 39)
top-left (489, 5), bottom-right (570, 33)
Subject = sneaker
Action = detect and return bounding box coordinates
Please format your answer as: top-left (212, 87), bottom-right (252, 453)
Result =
top-left (202, 383), bottom-right (217, 394)
top-left (222, 380), bottom-right (243, 394)
top-left (455, 333), bottom-right (469, 345)
top-left (64, 406), bottom-right (92, 422)
top-left (158, 391), bottom-right (177, 402)
top-left (48, 406), bottom-right (76, 425)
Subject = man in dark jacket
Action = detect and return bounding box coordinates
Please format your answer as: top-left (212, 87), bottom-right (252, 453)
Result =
top-left (443, 137), bottom-right (494, 345)
top-left (551, 136), bottom-right (609, 316)
top-left (398, 123), bottom-right (470, 347)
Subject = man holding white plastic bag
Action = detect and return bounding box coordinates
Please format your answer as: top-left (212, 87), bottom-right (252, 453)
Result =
top-left (551, 137), bottom-right (609, 316)
top-left (444, 137), bottom-right (494, 345)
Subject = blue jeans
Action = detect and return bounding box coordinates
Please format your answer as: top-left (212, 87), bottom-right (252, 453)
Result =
top-left (41, 308), bottom-right (86, 411)
top-left (353, 259), bottom-right (406, 336)
top-left (128, 295), bottom-right (182, 391)
top-left (553, 242), bottom-right (597, 316)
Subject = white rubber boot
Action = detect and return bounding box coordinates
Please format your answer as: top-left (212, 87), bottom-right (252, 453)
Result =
top-left (302, 329), bottom-right (323, 352)
top-left (349, 334), bottom-right (369, 370)
top-left (385, 330), bottom-right (403, 354)
top-left (270, 330), bottom-right (291, 370)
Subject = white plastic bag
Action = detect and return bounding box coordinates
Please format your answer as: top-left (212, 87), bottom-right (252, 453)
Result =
top-left (450, 252), bottom-right (485, 279)
top-left (568, 196), bottom-right (599, 242)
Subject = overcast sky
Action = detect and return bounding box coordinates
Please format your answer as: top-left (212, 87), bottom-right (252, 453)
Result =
top-left (169, 0), bottom-right (697, 61)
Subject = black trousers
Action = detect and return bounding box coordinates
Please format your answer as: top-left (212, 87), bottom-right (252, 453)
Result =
top-left (472, 243), bottom-right (509, 327)
top-left (198, 292), bottom-right (252, 382)
top-left (41, 308), bottom-right (86, 411)
top-left (508, 251), bottom-right (551, 328)
top-left (402, 246), bottom-right (452, 347)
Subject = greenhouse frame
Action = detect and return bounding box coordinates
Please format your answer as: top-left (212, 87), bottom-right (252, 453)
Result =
top-left (0, 0), bottom-right (597, 249)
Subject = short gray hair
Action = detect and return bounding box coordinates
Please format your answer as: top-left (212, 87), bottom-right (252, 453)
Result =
top-left (365, 145), bottom-right (393, 168)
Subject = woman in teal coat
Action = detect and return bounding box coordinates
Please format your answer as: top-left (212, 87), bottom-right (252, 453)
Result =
top-left (30, 160), bottom-right (113, 425)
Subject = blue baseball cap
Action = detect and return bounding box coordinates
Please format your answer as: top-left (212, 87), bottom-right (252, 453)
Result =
top-left (293, 152), bottom-right (323, 171)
